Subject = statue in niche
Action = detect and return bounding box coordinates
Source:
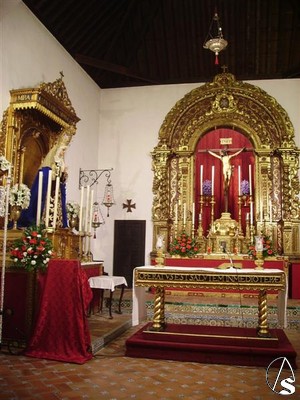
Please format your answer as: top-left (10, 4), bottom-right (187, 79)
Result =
top-left (18, 141), bottom-right (69, 228)
top-left (208, 147), bottom-right (245, 212)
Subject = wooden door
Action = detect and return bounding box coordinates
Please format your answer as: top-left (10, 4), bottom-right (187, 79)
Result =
top-left (113, 220), bottom-right (146, 288)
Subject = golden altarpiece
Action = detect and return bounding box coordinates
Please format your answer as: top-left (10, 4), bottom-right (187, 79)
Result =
top-left (0, 76), bottom-right (80, 261)
top-left (151, 72), bottom-right (300, 263)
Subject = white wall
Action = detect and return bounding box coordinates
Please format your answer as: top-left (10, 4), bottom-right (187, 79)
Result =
top-left (2, 0), bottom-right (300, 274)
top-left (1, 0), bottom-right (101, 201)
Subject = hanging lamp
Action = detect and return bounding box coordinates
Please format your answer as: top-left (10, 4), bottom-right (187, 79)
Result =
top-left (203, 10), bottom-right (228, 65)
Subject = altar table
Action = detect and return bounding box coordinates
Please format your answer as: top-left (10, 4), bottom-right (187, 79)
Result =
top-left (132, 266), bottom-right (287, 337)
top-left (88, 276), bottom-right (128, 318)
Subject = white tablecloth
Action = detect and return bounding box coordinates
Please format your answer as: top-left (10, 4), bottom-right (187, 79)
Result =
top-left (88, 276), bottom-right (127, 291)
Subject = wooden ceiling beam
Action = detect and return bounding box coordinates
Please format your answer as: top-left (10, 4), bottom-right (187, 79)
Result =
top-left (75, 54), bottom-right (159, 84)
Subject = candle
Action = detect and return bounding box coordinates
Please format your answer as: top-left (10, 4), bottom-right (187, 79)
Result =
top-left (85, 185), bottom-right (90, 232)
top-left (36, 170), bottom-right (43, 226)
top-left (183, 203), bottom-right (186, 225)
top-left (211, 166), bottom-right (215, 196)
top-left (53, 175), bottom-right (60, 229)
top-left (192, 202), bottom-right (195, 225)
top-left (79, 186), bottom-right (84, 232)
top-left (250, 202), bottom-right (253, 225)
top-left (249, 165), bottom-right (252, 195)
top-left (238, 165), bottom-right (241, 196)
top-left (200, 165), bottom-right (203, 195)
top-left (45, 169), bottom-right (52, 228)
top-left (89, 189), bottom-right (94, 234)
top-left (174, 203), bottom-right (178, 223)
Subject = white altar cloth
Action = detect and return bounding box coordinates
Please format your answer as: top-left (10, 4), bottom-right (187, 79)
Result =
top-left (132, 266), bottom-right (287, 328)
top-left (89, 275), bottom-right (128, 291)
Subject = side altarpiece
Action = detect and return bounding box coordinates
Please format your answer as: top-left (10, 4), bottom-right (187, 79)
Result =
top-left (151, 73), bottom-right (300, 259)
top-left (0, 76), bottom-right (80, 259)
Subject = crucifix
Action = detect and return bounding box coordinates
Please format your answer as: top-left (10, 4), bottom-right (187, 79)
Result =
top-left (208, 146), bottom-right (245, 212)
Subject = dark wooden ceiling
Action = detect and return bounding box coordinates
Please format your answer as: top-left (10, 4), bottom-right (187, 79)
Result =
top-left (22, 0), bottom-right (300, 89)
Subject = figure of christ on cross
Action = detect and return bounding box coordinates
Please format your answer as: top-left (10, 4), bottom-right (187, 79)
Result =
top-left (208, 147), bottom-right (245, 212)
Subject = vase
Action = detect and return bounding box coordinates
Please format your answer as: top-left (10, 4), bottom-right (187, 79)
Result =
top-left (69, 215), bottom-right (79, 230)
top-left (10, 205), bottom-right (22, 230)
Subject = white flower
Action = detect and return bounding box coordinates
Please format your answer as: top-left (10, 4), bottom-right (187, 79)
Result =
top-left (9, 183), bottom-right (31, 209)
top-left (31, 260), bottom-right (36, 265)
top-left (0, 156), bottom-right (11, 172)
top-left (66, 201), bottom-right (80, 217)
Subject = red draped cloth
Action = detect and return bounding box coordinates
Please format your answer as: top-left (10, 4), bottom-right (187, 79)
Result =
top-left (25, 259), bottom-right (93, 364)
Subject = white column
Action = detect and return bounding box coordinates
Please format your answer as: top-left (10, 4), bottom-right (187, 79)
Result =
top-left (53, 175), bottom-right (60, 229)
top-left (36, 170), bottom-right (43, 226)
top-left (211, 166), bottom-right (215, 196)
top-left (79, 186), bottom-right (84, 232)
top-left (84, 185), bottom-right (90, 232)
top-left (249, 164), bottom-right (252, 195)
top-left (200, 165), bottom-right (203, 195)
top-left (45, 169), bottom-right (52, 228)
top-left (238, 165), bottom-right (241, 196)
top-left (89, 189), bottom-right (94, 234)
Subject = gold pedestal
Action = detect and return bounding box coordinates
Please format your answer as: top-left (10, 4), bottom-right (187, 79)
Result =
top-left (254, 251), bottom-right (265, 270)
top-left (155, 248), bottom-right (165, 266)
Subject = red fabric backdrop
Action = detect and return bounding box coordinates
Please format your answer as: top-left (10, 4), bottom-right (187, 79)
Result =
top-left (25, 259), bottom-right (93, 364)
top-left (195, 129), bottom-right (254, 235)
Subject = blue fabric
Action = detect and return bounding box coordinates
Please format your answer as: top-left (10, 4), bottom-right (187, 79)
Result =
top-left (18, 167), bottom-right (68, 228)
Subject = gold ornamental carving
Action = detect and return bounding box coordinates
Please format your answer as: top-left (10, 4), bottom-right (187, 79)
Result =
top-left (151, 72), bottom-right (300, 257)
top-left (0, 75), bottom-right (81, 259)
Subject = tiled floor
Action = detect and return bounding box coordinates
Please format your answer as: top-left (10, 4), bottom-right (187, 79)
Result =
top-left (0, 293), bottom-right (299, 400)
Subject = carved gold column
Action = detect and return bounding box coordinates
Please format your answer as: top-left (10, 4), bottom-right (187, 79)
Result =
top-left (149, 287), bottom-right (165, 331)
top-left (257, 289), bottom-right (271, 337)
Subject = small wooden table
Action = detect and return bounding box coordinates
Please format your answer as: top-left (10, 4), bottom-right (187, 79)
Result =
top-left (88, 276), bottom-right (128, 318)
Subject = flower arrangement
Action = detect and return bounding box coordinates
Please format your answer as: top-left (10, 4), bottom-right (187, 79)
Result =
top-left (202, 180), bottom-right (212, 196)
top-left (0, 155), bottom-right (11, 172)
top-left (169, 232), bottom-right (198, 257)
top-left (240, 179), bottom-right (250, 195)
top-left (66, 201), bottom-right (80, 218)
top-left (9, 183), bottom-right (31, 209)
top-left (10, 225), bottom-right (54, 272)
top-left (248, 234), bottom-right (276, 259)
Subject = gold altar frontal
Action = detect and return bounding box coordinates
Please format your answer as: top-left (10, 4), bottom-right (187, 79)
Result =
top-left (134, 266), bottom-right (286, 338)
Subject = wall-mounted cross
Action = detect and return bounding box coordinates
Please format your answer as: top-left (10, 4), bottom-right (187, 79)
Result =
top-left (123, 199), bottom-right (136, 212)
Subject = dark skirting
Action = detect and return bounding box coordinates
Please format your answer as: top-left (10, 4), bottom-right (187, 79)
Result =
top-left (125, 323), bottom-right (298, 369)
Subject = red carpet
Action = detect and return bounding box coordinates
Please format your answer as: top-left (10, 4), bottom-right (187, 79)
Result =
top-left (125, 323), bottom-right (298, 369)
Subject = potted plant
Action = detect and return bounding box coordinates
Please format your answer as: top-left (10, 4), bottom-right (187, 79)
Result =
top-left (10, 225), bottom-right (54, 272)
top-left (169, 232), bottom-right (198, 258)
top-left (9, 183), bottom-right (31, 229)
